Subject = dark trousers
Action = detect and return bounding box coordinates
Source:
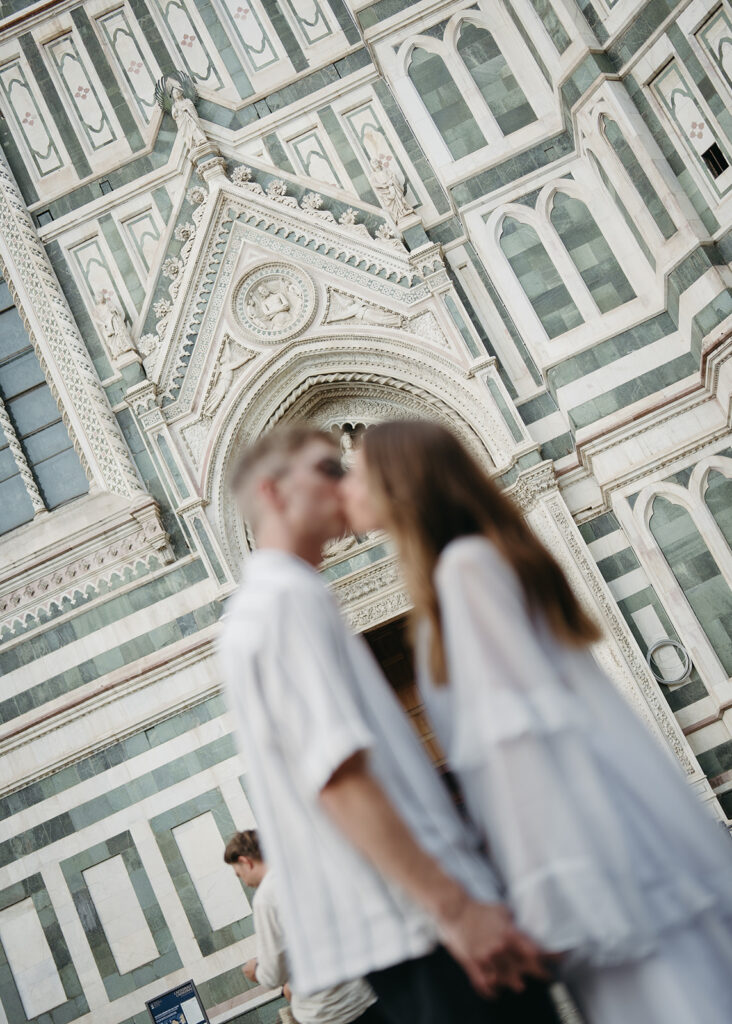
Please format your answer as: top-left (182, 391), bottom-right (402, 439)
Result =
top-left (368, 945), bottom-right (561, 1024)
top-left (352, 1001), bottom-right (394, 1024)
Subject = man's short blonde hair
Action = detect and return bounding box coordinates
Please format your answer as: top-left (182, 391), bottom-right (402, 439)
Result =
top-left (231, 424), bottom-right (336, 494)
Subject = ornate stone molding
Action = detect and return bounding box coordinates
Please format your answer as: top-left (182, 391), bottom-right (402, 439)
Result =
top-left (0, 494), bottom-right (173, 641)
top-left (507, 459), bottom-right (557, 512)
top-left (0, 149), bottom-right (144, 499)
top-left (0, 393), bottom-right (45, 516)
top-left (331, 555), bottom-right (410, 632)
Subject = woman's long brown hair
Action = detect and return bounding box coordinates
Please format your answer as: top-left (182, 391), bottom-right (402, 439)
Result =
top-left (362, 420), bottom-right (601, 682)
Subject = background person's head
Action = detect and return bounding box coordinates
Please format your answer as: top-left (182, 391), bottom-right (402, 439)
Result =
top-left (231, 425), bottom-right (346, 560)
top-left (224, 829), bottom-right (267, 887)
top-left (342, 419), bottom-right (600, 681)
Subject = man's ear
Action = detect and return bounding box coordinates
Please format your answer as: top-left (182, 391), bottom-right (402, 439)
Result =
top-left (259, 473), bottom-right (285, 513)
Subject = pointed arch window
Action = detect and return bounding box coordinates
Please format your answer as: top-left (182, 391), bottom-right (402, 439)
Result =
top-left (549, 192), bottom-right (635, 313)
top-left (499, 216), bottom-right (583, 338)
top-left (599, 116), bottom-right (676, 239)
top-left (703, 469), bottom-right (732, 549)
top-left (456, 22), bottom-right (536, 136)
top-left (407, 45), bottom-right (486, 159)
top-left (0, 276), bottom-right (87, 536)
top-left (649, 495), bottom-right (732, 676)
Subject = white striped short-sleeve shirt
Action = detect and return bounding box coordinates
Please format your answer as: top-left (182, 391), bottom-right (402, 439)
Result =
top-left (220, 549), bottom-right (499, 995)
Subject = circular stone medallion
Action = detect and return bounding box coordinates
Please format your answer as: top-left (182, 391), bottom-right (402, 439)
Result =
top-left (232, 263), bottom-right (316, 343)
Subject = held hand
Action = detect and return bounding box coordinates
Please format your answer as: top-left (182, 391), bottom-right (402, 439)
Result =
top-left (242, 958), bottom-right (258, 983)
top-left (438, 898), bottom-right (548, 998)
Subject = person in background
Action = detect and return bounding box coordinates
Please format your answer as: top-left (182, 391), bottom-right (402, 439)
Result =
top-left (341, 418), bottom-right (732, 1024)
top-left (219, 425), bottom-right (559, 1024)
top-left (224, 829), bottom-right (385, 1024)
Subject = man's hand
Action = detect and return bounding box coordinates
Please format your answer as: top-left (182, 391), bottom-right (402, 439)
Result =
top-left (438, 898), bottom-right (548, 998)
top-left (242, 958), bottom-right (258, 983)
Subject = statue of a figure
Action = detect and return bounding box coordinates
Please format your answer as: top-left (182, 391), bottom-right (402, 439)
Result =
top-left (170, 83), bottom-right (208, 151)
top-left (96, 293), bottom-right (135, 359)
top-left (246, 279), bottom-right (301, 330)
top-left (326, 290), bottom-right (401, 327)
top-left (203, 337), bottom-right (253, 417)
top-left (322, 428), bottom-right (366, 560)
top-left (369, 156), bottom-right (414, 222)
top-left (155, 73), bottom-right (209, 156)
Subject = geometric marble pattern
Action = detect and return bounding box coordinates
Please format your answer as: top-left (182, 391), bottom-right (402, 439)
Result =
top-left (173, 811), bottom-right (252, 932)
top-left (83, 855), bottom-right (159, 975)
top-left (0, 897), bottom-right (66, 1018)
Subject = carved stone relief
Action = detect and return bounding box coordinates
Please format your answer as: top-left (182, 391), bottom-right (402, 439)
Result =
top-left (324, 288), bottom-right (402, 327)
top-left (232, 263), bottom-right (317, 343)
top-left (202, 334), bottom-right (255, 418)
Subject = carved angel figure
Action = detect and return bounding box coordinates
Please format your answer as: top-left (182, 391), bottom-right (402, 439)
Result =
top-left (95, 293), bottom-right (135, 359)
top-left (203, 338), bottom-right (253, 417)
top-left (326, 291), bottom-right (401, 327)
top-left (369, 156), bottom-right (414, 222)
top-left (156, 74), bottom-right (208, 154)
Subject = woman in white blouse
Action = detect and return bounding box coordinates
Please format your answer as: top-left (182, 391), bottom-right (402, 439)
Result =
top-left (341, 419), bottom-right (732, 1024)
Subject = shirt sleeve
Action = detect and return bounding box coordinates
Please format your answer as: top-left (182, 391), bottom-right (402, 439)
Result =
top-left (268, 587), bottom-right (375, 798)
top-left (436, 540), bottom-right (644, 961)
top-left (253, 882), bottom-right (289, 989)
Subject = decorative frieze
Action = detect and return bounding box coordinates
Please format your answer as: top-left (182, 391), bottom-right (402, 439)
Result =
top-left (0, 495), bottom-right (173, 641)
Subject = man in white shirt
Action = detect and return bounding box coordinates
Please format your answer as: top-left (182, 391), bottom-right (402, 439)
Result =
top-left (225, 829), bottom-right (387, 1024)
top-left (219, 425), bottom-right (558, 1024)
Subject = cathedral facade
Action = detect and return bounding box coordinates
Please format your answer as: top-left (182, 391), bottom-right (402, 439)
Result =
top-left (0, 0), bottom-right (730, 1021)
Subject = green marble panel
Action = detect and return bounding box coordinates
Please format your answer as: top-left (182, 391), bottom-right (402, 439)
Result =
top-left (149, 788), bottom-right (255, 955)
top-left (59, 832), bottom-right (181, 1001)
top-left (0, 874), bottom-right (88, 1024)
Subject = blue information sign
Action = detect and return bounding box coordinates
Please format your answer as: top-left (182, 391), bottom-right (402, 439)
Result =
top-left (146, 980), bottom-right (209, 1024)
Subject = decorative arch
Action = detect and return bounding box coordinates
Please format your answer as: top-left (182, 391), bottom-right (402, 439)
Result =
top-left (396, 3), bottom-right (552, 169)
top-left (633, 462), bottom-right (732, 692)
top-left (202, 337), bottom-right (516, 574)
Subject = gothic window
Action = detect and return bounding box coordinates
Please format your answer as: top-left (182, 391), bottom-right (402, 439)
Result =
top-left (697, 7), bottom-right (732, 96)
top-left (704, 468), bottom-right (732, 549)
top-left (549, 192), bottom-right (636, 313)
top-left (499, 216), bottom-right (583, 338)
top-left (599, 115), bottom-right (677, 239)
top-left (407, 45), bottom-right (487, 159)
top-left (587, 151), bottom-right (656, 270)
top-left (456, 22), bottom-right (537, 135)
top-left (0, 277), bottom-right (88, 536)
top-left (649, 495), bottom-right (732, 676)
top-left (652, 61), bottom-right (732, 197)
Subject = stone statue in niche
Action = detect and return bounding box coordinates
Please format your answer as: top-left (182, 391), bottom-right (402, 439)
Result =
top-left (203, 337), bottom-right (254, 417)
top-left (322, 425), bottom-right (368, 560)
top-left (368, 156), bottom-right (414, 222)
top-left (246, 278), bottom-right (302, 331)
top-left (325, 290), bottom-right (401, 327)
top-left (95, 293), bottom-right (136, 360)
top-left (155, 73), bottom-right (212, 157)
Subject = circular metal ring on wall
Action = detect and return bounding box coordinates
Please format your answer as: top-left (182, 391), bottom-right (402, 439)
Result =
top-left (646, 638), bottom-right (692, 686)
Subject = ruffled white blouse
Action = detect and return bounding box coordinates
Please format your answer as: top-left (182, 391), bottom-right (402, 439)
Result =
top-left (416, 536), bottom-right (732, 970)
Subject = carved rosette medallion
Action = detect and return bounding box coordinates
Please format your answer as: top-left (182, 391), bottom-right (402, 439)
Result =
top-left (232, 263), bottom-right (316, 344)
